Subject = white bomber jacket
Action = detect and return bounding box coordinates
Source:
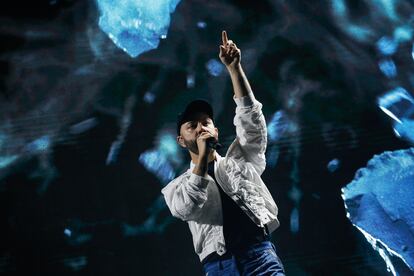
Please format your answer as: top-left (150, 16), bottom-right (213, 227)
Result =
top-left (161, 93), bottom-right (280, 262)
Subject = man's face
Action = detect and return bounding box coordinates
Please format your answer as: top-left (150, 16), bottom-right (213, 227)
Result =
top-left (177, 112), bottom-right (219, 155)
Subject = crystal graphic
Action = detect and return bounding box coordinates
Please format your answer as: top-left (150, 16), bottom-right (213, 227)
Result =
top-left (96, 0), bottom-right (181, 58)
top-left (378, 87), bottom-right (414, 144)
top-left (342, 148), bottom-right (414, 274)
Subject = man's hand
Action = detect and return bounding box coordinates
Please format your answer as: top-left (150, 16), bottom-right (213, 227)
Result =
top-left (192, 125), bottom-right (216, 177)
top-left (196, 125), bottom-right (217, 161)
top-left (219, 30), bottom-right (252, 99)
top-left (219, 30), bottom-right (240, 70)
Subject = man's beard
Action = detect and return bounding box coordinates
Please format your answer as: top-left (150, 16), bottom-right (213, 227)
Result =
top-left (183, 135), bottom-right (219, 155)
top-left (184, 139), bottom-right (199, 155)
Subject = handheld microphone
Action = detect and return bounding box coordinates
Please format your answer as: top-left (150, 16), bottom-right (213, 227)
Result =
top-left (207, 139), bottom-right (223, 150)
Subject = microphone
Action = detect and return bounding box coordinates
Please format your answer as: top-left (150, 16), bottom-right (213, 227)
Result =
top-left (207, 139), bottom-right (223, 150)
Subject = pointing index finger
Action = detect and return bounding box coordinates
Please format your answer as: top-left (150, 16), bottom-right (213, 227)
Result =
top-left (222, 30), bottom-right (228, 46)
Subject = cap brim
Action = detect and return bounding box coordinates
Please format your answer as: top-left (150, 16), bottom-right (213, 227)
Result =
top-left (177, 99), bottom-right (214, 135)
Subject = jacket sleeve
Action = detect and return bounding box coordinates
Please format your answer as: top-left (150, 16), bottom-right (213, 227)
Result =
top-left (229, 93), bottom-right (267, 175)
top-left (161, 172), bottom-right (210, 221)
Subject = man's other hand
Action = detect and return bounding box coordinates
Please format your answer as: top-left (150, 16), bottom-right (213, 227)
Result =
top-left (219, 30), bottom-right (241, 70)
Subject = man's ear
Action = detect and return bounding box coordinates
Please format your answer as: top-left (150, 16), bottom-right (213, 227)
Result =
top-left (176, 135), bottom-right (186, 148)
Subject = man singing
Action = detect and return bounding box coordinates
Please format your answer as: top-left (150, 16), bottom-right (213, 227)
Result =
top-left (161, 31), bottom-right (285, 275)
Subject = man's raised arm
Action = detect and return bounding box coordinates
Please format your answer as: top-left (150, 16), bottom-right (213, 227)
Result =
top-left (219, 30), bottom-right (254, 102)
top-left (219, 30), bottom-right (268, 175)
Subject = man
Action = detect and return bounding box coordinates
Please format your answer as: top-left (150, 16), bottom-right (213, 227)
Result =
top-left (161, 31), bottom-right (285, 275)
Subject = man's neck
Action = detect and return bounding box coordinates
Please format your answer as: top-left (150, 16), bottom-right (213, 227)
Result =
top-left (190, 150), bottom-right (216, 164)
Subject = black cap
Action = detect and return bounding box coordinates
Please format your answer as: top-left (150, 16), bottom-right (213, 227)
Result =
top-left (176, 99), bottom-right (214, 136)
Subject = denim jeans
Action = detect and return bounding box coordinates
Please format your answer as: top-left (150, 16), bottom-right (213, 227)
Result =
top-left (202, 241), bottom-right (285, 276)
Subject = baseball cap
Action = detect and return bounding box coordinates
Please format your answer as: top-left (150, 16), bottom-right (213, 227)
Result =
top-left (176, 99), bottom-right (214, 136)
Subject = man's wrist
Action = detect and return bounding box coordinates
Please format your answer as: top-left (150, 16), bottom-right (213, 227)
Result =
top-left (227, 63), bottom-right (242, 74)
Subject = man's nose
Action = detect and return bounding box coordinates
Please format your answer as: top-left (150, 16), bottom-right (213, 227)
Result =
top-left (195, 122), bottom-right (204, 134)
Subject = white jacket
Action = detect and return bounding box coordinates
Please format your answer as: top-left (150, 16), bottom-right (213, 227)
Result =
top-left (161, 93), bottom-right (279, 262)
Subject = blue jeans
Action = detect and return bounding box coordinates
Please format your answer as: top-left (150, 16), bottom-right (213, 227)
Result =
top-left (202, 241), bottom-right (285, 276)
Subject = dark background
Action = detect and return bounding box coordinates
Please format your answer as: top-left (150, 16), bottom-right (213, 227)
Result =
top-left (0, 0), bottom-right (412, 275)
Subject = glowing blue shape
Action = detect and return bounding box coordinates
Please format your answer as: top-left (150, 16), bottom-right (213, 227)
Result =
top-left (376, 36), bottom-right (398, 55)
top-left (64, 228), bottom-right (72, 237)
top-left (332, 0), bottom-right (346, 16)
top-left (412, 43), bottom-right (414, 61)
top-left (267, 110), bottom-right (298, 142)
top-left (25, 136), bottom-right (50, 153)
top-left (266, 145), bottom-right (279, 168)
top-left (187, 73), bottom-right (195, 88)
top-left (122, 213), bottom-right (171, 235)
top-left (378, 87), bottom-right (414, 143)
top-left (158, 133), bottom-right (178, 157)
top-left (143, 91), bottom-right (156, 103)
top-left (266, 113), bottom-right (297, 172)
top-left (327, 158), bottom-right (340, 172)
top-left (74, 65), bottom-right (95, 76)
top-left (342, 148), bottom-right (414, 274)
top-left (122, 196), bottom-right (173, 236)
top-left (67, 233), bottom-right (93, 246)
top-left (393, 119), bottom-right (414, 144)
top-left (330, 0), bottom-right (373, 42)
top-left (378, 87), bottom-right (414, 123)
top-left (63, 256), bottom-right (88, 272)
top-left (378, 59), bottom-right (397, 78)
top-left (394, 26), bottom-right (412, 43)
top-left (0, 155), bottom-right (18, 169)
top-left (106, 141), bottom-right (122, 165)
top-left (122, 223), bottom-right (145, 236)
top-left (197, 21), bottom-right (207, 29)
top-left (69, 118), bottom-right (98, 134)
top-left (376, 0), bottom-right (398, 21)
top-left (290, 207), bottom-right (299, 233)
top-left (96, 0), bottom-right (181, 58)
top-left (139, 149), bottom-right (175, 184)
top-left (267, 111), bottom-right (287, 141)
top-left (347, 25), bottom-right (373, 41)
top-left (106, 96), bottom-right (135, 165)
top-left (288, 186), bottom-right (302, 203)
top-left (206, 59), bottom-right (224, 77)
